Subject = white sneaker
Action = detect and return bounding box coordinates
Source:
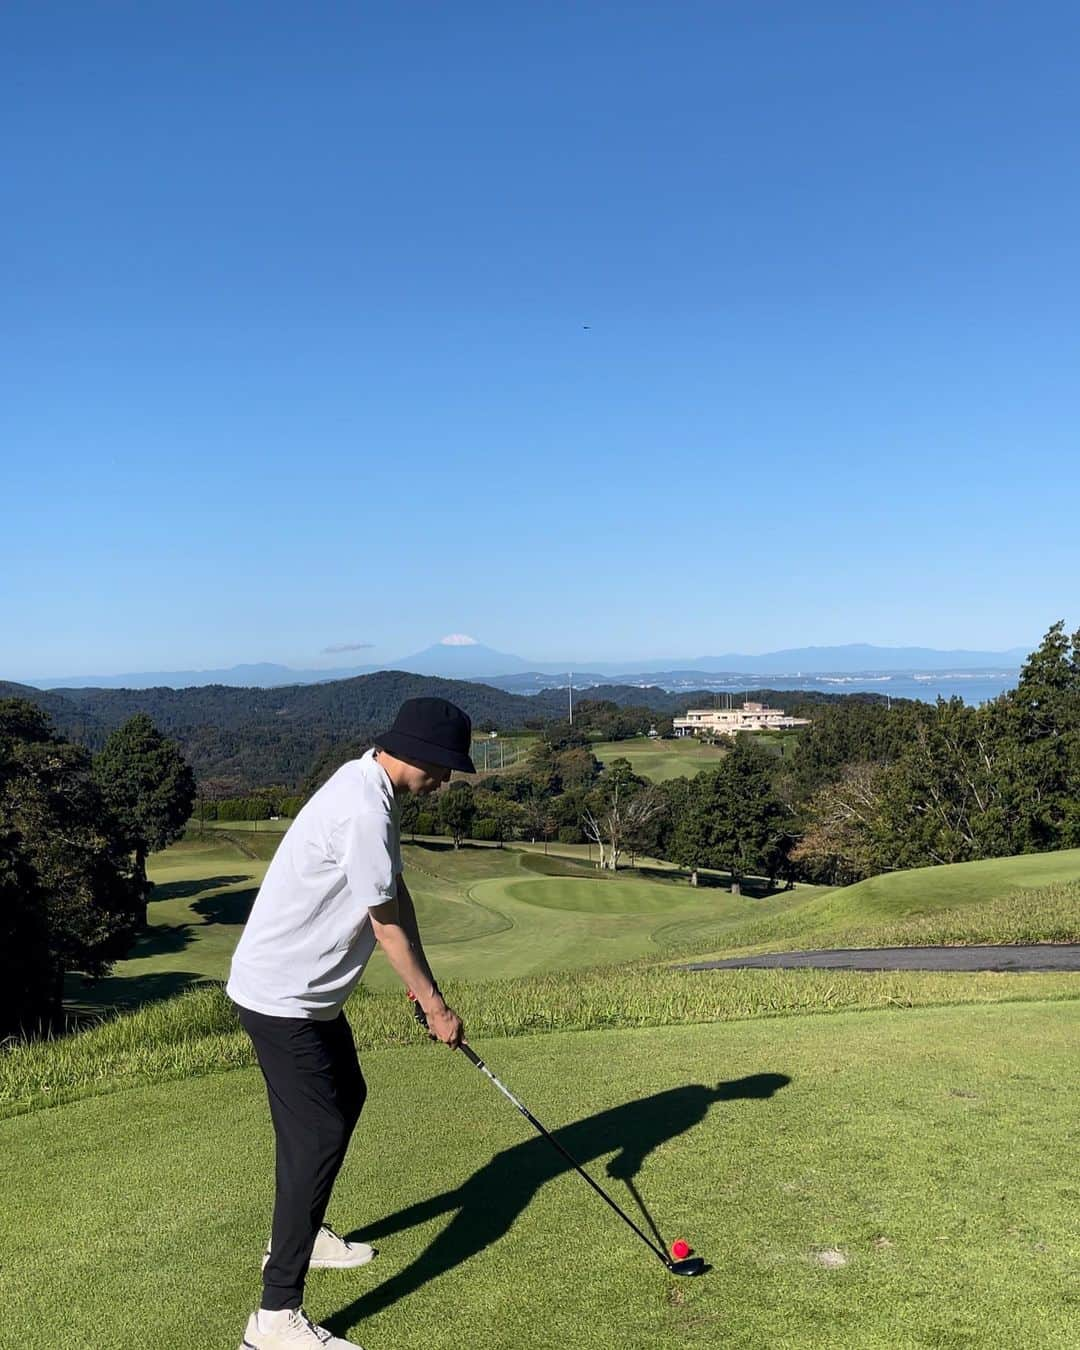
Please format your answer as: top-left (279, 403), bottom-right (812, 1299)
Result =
top-left (262, 1223), bottom-right (377, 1272)
top-left (238, 1305), bottom-right (365, 1349)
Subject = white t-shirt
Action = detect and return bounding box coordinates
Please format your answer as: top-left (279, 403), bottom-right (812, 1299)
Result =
top-left (226, 750), bottom-right (403, 1020)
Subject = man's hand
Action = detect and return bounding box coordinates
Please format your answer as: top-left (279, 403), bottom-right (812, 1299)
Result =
top-left (426, 1003), bottom-right (464, 1049)
top-left (408, 989), bottom-right (464, 1049)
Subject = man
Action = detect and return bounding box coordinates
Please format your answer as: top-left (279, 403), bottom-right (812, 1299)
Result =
top-left (226, 697), bottom-right (475, 1350)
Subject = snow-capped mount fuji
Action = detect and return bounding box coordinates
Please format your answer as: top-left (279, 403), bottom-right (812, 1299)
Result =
top-left (387, 638), bottom-right (535, 678)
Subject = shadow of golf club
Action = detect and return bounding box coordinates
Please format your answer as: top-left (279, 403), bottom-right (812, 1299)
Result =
top-left (324, 1071), bottom-right (790, 1333)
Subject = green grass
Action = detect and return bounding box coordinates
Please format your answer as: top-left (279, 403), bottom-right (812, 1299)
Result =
top-left (17, 836), bottom-right (1080, 1348)
top-left (3, 1003), bottom-right (1079, 1348)
top-left (63, 836), bottom-right (821, 1016)
top-left (656, 848), bottom-right (1080, 957)
top-left (62, 836), bottom-right (265, 1017)
top-left (369, 850), bottom-right (812, 988)
top-left (592, 737), bottom-right (730, 782)
top-left (13, 962), bottom-right (1080, 1123)
top-left (65, 837), bottom-right (1080, 1022)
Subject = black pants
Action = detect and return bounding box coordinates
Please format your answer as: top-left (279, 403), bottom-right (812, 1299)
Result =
top-left (236, 1004), bottom-right (368, 1311)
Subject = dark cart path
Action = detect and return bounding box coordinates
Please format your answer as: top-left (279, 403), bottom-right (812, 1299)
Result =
top-left (676, 945), bottom-right (1080, 973)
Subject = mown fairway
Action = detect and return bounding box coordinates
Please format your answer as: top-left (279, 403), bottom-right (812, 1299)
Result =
top-left (65, 834), bottom-right (818, 1016)
top-left (4, 1001), bottom-right (1079, 1349)
top-left (64, 839), bottom-right (1080, 1020)
top-left (591, 736), bottom-right (730, 781)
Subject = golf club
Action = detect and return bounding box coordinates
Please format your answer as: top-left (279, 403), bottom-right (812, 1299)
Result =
top-left (458, 1041), bottom-right (706, 1277)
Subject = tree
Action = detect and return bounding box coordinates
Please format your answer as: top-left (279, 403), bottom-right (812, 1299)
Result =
top-left (474, 793), bottom-right (522, 847)
top-left (670, 741), bottom-right (789, 892)
top-left (0, 820), bottom-right (51, 1038)
top-left (0, 699), bottom-right (139, 1038)
top-left (984, 620), bottom-right (1080, 852)
top-left (872, 697), bottom-right (1009, 868)
top-left (581, 760), bottom-right (665, 871)
top-left (398, 792), bottom-right (421, 840)
top-left (789, 762), bottom-right (889, 884)
top-left (555, 745), bottom-right (600, 790)
top-left (437, 781), bottom-right (476, 849)
top-left (521, 785), bottom-right (555, 845)
top-left (93, 713), bottom-right (196, 925)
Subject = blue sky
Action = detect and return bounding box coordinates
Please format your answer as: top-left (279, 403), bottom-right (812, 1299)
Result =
top-left (3, 1), bottom-right (1077, 678)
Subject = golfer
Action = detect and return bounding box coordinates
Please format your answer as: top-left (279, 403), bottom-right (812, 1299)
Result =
top-left (226, 697), bottom-right (475, 1350)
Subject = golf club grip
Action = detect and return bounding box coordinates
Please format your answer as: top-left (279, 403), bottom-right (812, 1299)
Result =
top-left (458, 1043), bottom-right (668, 1265)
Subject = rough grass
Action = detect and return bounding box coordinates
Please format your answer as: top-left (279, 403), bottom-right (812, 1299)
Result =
top-left (7, 962), bottom-right (1080, 1122)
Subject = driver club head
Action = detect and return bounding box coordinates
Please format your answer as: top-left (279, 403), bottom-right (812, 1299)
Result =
top-left (667, 1256), bottom-right (707, 1277)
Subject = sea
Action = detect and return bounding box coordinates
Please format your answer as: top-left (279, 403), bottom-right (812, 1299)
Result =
top-left (641, 670), bottom-right (1020, 707)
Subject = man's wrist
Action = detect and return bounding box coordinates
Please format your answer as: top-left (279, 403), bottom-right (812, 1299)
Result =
top-left (420, 983), bottom-right (446, 1015)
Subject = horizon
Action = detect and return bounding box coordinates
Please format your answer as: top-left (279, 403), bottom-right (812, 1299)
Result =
top-left (4, 4), bottom-right (1078, 677)
top-left (7, 632), bottom-right (1038, 692)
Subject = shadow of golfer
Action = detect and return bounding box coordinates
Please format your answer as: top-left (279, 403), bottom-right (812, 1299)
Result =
top-left (325, 1071), bottom-right (789, 1331)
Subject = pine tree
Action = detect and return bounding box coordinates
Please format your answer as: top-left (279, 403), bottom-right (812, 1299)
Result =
top-left (93, 713), bottom-right (196, 925)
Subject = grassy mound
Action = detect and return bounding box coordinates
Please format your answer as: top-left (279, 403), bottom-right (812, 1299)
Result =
top-left (655, 850), bottom-right (1080, 956)
top-left (4, 1004), bottom-right (1078, 1348)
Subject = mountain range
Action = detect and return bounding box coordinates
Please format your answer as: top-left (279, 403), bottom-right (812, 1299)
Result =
top-left (19, 641), bottom-right (1030, 690)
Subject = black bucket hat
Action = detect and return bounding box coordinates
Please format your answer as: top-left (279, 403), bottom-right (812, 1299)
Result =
top-left (375, 697), bottom-right (476, 774)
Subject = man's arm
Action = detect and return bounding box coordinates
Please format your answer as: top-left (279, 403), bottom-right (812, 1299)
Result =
top-left (395, 874), bottom-right (440, 994)
top-left (368, 883), bottom-right (463, 1048)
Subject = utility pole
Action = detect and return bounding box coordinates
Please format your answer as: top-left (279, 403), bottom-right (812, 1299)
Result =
top-left (569, 671), bottom-right (573, 726)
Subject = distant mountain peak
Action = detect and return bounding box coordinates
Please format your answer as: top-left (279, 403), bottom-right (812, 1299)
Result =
top-left (440, 633), bottom-right (479, 646)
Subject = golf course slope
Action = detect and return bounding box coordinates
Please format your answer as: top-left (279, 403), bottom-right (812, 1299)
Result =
top-left (4, 1002), bottom-right (1079, 1349)
top-left (653, 848), bottom-right (1080, 958)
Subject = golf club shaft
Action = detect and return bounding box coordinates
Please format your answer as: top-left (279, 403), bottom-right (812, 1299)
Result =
top-left (624, 1174), bottom-right (667, 1253)
top-left (458, 1042), bottom-right (669, 1265)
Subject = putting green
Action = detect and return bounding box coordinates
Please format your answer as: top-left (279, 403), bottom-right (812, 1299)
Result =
top-left (503, 875), bottom-right (735, 915)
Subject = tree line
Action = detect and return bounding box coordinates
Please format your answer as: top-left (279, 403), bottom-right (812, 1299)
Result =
top-left (1, 705), bottom-right (194, 1039)
top-left (2, 669), bottom-right (843, 788)
top-left (390, 621), bottom-right (1080, 891)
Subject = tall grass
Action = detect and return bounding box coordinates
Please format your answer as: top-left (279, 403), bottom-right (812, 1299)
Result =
top-left (4, 961), bottom-right (1079, 1122)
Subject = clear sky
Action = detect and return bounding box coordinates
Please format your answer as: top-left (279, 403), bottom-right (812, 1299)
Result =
top-left (3, 1), bottom-right (1077, 678)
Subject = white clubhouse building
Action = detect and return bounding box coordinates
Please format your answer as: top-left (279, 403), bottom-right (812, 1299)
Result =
top-left (673, 701), bottom-right (812, 737)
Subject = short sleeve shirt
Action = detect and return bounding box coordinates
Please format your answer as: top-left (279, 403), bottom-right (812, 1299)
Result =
top-left (226, 750), bottom-right (402, 1020)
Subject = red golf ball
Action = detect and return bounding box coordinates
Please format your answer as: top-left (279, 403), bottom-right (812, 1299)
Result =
top-left (671, 1239), bottom-right (691, 1260)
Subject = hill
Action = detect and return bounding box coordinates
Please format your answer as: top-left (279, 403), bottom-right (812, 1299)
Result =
top-left (1, 672), bottom-right (847, 787)
top-left (654, 848), bottom-right (1080, 957)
